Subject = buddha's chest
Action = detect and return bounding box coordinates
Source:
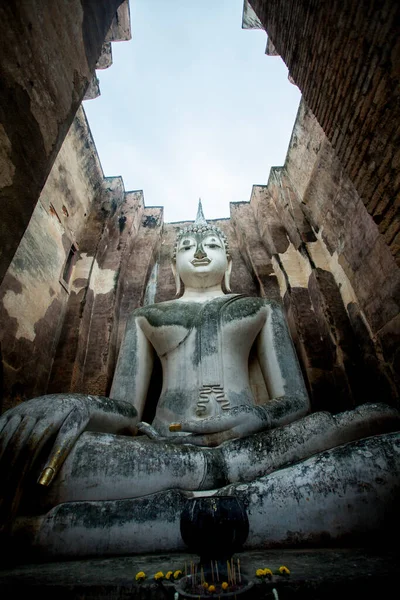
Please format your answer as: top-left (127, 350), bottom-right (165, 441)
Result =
top-left (137, 297), bottom-right (266, 361)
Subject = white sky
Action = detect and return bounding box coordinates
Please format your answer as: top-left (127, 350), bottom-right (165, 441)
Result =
top-left (84, 0), bottom-right (301, 223)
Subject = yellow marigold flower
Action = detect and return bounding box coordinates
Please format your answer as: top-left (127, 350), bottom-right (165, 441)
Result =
top-left (278, 565), bottom-right (290, 575)
top-left (173, 570), bottom-right (183, 579)
top-left (165, 571), bottom-right (173, 580)
top-left (154, 571), bottom-right (164, 581)
top-left (135, 571), bottom-right (146, 582)
top-left (221, 581), bottom-right (229, 590)
top-left (263, 568), bottom-right (273, 578)
top-left (208, 585), bottom-right (216, 593)
top-left (256, 568), bottom-right (265, 577)
top-left (202, 582), bottom-right (209, 589)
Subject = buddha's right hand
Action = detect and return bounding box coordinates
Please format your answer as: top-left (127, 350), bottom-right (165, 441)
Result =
top-left (0, 394), bottom-right (138, 529)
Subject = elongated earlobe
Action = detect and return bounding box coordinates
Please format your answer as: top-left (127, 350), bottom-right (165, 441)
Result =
top-left (171, 262), bottom-right (181, 296)
top-left (224, 259), bottom-right (232, 292)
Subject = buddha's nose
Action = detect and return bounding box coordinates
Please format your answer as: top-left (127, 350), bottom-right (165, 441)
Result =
top-left (194, 243), bottom-right (207, 259)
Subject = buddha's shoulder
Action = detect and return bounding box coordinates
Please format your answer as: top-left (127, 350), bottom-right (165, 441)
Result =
top-left (131, 295), bottom-right (283, 324)
top-left (130, 300), bottom-right (201, 328)
top-left (220, 294), bottom-right (283, 319)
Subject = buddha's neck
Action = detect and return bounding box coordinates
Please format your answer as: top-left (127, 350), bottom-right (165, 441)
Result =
top-left (179, 285), bottom-right (226, 303)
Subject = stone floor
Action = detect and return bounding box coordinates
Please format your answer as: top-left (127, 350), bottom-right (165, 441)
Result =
top-left (0, 547), bottom-right (396, 599)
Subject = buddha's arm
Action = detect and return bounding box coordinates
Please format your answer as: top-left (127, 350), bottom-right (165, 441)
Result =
top-left (256, 301), bottom-right (310, 428)
top-left (110, 312), bottom-right (154, 420)
top-left (0, 313), bottom-right (154, 526)
top-left (0, 393), bottom-right (138, 531)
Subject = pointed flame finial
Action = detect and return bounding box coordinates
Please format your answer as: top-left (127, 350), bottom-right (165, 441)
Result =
top-left (194, 198), bottom-right (207, 227)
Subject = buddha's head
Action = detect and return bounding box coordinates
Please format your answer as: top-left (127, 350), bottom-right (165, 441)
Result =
top-left (171, 202), bottom-right (232, 295)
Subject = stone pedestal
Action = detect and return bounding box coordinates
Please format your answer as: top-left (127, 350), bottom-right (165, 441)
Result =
top-left (0, 549), bottom-right (396, 599)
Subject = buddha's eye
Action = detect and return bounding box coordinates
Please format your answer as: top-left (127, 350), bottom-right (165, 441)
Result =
top-left (206, 244), bottom-right (219, 249)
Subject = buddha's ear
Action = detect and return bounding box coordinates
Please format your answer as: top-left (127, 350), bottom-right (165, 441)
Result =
top-left (224, 258), bottom-right (232, 293)
top-left (171, 261), bottom-right (181, 296)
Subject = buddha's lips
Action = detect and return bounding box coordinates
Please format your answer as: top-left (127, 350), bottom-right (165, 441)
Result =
top-left (191, 258), bottom-right (211, 266)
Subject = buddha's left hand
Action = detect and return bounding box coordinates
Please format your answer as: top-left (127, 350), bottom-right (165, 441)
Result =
top-left (172, 405), bottom-right (270, 447)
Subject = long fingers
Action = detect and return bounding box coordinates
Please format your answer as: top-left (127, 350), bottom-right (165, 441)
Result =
top-left (0, 397), bottom-right (95, 534)
top-left (177, 415), bottom-right (236, 435)
top-left (1, 401), bottom-right (90, 529)
top-left (0, 415), bottom-right (22, 460)
top-left (137, 422), bottom-right (161, 440)
top-left (180, 429), bottom-right (238, 447)
top-left (37, 401), bottom-right (90, 487)
top-left (0, 411), bottom-right (16, 435)
top-left (0, 416), bottom-right (41, 531)
top-left (0, 415), bottom-right (37, 495)
top-left (6, 416), bottom-right (37, 470)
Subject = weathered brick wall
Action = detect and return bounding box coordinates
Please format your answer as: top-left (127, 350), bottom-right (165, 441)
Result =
top-left (48, 183), bottom-right (163, 397)
top-left (0, 0), bottom-right (125, 283)
top-left (0, 108), bottom-right (104, 411)
top-left (248, 100), bottom-right (399, 410)
top-left (249, 0), bottom-right (400, 266)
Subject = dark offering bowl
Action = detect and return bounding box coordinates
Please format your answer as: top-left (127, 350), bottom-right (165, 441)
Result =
top-left (180, 495), bottom-right (249, 564)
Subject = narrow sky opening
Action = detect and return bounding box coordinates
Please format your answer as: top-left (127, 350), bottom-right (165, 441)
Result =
top-left (84, 0), bottom-right (301, 223)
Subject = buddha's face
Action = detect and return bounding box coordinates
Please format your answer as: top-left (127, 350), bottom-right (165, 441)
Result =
top-left (175, 232), bottom-right (229, 289)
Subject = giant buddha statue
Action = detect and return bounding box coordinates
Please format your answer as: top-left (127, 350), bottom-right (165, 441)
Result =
top-left (1, 203), bottom-right (399, 558)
